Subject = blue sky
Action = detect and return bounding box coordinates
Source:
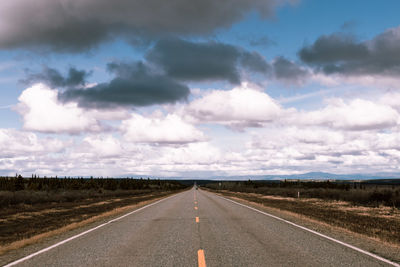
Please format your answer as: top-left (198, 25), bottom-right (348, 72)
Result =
top-left (1, 0), bottom-right (400, 177)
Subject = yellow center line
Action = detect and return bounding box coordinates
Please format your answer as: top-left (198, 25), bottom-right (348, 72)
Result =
top-left (198, 249), bottom-right (207, 267)
top-left (195, 217), bottom-right (199, 223)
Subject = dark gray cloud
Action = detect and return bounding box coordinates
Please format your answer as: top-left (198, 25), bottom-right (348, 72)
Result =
top-left (23, 67), bottom-right (91, 87)
top-left (273, 56), bottom-right (309, 83)
top-left (299, 34), bottom-right (368, 64)
top-left (26, 37), bottom-right (275, 109)
top-left (240, 51), bottom-right (271, 73)
top-left (59, 61), bottom-right (190, 108)
top-left (0, 0), bottom-right (294, 52)
top-left (147, 38), bottom-right (241, 83)
top-left (146, 38), bottom-right (270, 84)
top-left (299, 27), bottom-right (400, 76)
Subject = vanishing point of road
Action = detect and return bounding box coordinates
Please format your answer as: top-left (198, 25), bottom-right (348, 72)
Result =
top-left (4, 188), bottom-right (399, 267)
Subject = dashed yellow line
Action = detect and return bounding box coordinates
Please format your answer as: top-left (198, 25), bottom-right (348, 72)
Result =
top-left (198, 249), bottom-right (206, 267)
top-left (194, 190), bottom-right (205, 267)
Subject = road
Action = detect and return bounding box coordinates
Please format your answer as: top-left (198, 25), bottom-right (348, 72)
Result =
top-left (4, 188), bottom-right (398, 266)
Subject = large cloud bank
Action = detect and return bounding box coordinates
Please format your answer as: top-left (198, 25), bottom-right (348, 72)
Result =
top-left (6, 81), bottom-right (400, 177)
top-left (0, 0), bottom-right (294, 51)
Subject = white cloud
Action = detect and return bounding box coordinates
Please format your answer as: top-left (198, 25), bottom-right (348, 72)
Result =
top-left (80, 135), bottom-right (123, 157)
top-left (243, 125), bottom-right (400, 175)
top-left (309, 70), bottom-right (400, 90)
top-left (15, 83), bottom-right (132, 134)
top-left (379, 91), bottom-right (400, 113)
top-left (0, 128), bottom-right (64, 158)
top-left (16, 83), bottom-right (103, 134)
top-left (4, 124), bottom-right (400, 177)
top-left (156, 142), bottom-right (221, 165)
top-left (292, 98), bottom-right (399, 131)
top-left (186, 83), bottom-right (282, 130)
top-left (121, 112), bottom-right (206, 144)
top-left (87, 108), bottom-right (130, 121)
top-left (7, 81), bottom-right (400, 177)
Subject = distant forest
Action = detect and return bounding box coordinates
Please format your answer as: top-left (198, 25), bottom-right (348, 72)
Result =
top-left (0, 174), bottom-right (187, 192)
top-left (204, 180), bottom-right (400, 208)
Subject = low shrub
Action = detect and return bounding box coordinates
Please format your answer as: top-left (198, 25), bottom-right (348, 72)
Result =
top-left (204, 180), bottom-right (400, 208)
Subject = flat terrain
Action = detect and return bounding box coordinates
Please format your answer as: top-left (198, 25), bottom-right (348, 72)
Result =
top-left (2, 188), bottom-right (399, 266)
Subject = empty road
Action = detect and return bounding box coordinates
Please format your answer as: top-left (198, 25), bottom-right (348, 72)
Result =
top-left (4, 188), bottom-right (398, 266)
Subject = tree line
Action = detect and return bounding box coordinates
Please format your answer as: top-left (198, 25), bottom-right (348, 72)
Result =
top-left (0, 174), bottom-right (187, 192)
top-left (204, 179), bottom-right (400, 208)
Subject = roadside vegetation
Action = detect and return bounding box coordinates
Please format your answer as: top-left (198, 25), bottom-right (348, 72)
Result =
top-left (203, 179), bottom-right (400, 245)
top-left (0, 175), bottom-right (186, 206)
top-left (0, 175), bottom-right (188, 251)
top-left (204, 179), bottom-right (400, 208)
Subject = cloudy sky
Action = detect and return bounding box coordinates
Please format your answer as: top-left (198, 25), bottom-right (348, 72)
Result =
top-left (1, 0), bottom-right (400, 177)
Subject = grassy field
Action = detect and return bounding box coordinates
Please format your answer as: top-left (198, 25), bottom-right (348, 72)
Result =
top-left (203, 180), bottom-right (400, 245)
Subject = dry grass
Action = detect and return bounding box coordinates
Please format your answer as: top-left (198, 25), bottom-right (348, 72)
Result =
top-left (258, 194), bottom-right (400, 218)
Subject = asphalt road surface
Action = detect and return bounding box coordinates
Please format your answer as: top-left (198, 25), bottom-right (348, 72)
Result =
top-left (4, 188), bottom-right (398, 267)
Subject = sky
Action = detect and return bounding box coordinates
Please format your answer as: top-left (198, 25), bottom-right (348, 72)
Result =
top-left (1, 0), bottom-right (400, 178)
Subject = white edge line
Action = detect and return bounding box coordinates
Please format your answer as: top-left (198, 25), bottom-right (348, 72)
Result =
top-left (217, 194), bottom-right (400, 267)
top-left (3, 193), bottom-right (180, 267)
